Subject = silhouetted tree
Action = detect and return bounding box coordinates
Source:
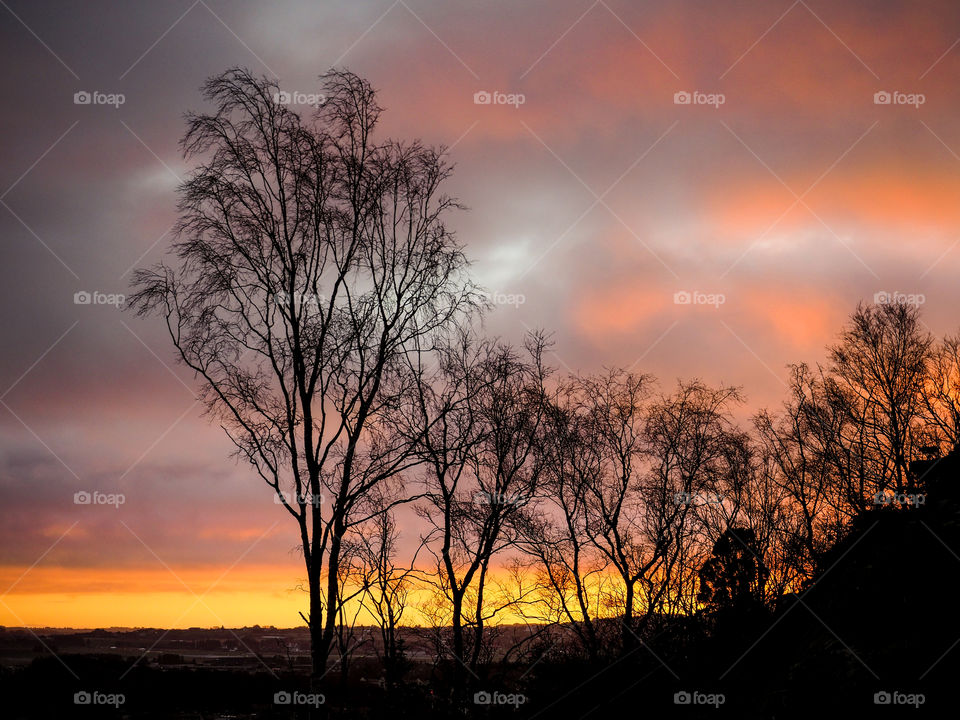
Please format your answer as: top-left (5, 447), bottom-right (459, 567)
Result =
top-left (130, 67), bottom-right (477, 684)
top-left (697, 527), bottom-right (769, 625)
top-left (355, 506), bottom-right (417, 689)
top-left (755, 364), bottom-right (852, 586)
top-left (399, 329), bottom-right (548, 692)
top-left (829, 302), bottom-right (933, 499)
top-left (516, 378), bottom-right (610, 661)
top-left (922, 331), bottom-right (960, 452)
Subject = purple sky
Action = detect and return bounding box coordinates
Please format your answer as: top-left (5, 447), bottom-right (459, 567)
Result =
top-left (2, 0), bottom-right (960, 625)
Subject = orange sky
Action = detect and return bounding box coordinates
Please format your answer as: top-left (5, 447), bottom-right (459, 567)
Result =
top-left (3, 0), bottom-right (960, 628)
top-left (0, 565), bottom-right (307, 628)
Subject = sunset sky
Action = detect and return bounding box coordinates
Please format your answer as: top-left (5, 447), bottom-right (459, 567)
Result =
top-left (2, 0), bottom-right (960, 628)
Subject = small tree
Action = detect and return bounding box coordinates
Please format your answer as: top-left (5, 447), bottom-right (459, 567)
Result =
top-left (697, 527), bottom-right (769, 625)
top-left (355, 508), bottom-right (417, 689)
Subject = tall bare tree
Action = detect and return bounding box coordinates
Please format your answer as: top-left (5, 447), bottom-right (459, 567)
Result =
top-left (130, 67), bottom-right (477, 681)
top-left (638, 381), bottom-right (746, 631)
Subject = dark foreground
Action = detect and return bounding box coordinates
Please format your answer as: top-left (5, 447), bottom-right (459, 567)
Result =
top-left (6, 452), bottom-right (960, 718)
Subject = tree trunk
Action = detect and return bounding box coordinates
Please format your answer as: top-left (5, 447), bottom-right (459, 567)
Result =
top-left (318, 527), bottom-right (344, 683)
top-left (309, 569), bottom-right (327, 685)
top-left (622, 581), bottom-right (635, 653)
top-left (451, 593), bottom-right (465, 694)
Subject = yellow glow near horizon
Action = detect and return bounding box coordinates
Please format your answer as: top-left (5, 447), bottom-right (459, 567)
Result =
top-left (1, 560), bottom-right (721, 630)
top-left (0, 565), bottom-right (540, 629)
top-left (0, 565), bottom-right (311, 628)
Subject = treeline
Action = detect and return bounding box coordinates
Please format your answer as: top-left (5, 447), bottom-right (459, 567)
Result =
top-left (330, 300), bottom-right (959, 692)
top-left (129, 67), bottom-right (960, 706)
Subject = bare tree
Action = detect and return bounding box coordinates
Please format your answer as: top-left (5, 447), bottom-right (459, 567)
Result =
top-left (355, 507), bottom-right (419, 689)
top-left (728, 441), bottom-right (794, 604)
top-left (399, 329), bottom-right (548, 690)
top-left (922, 332), bottom-right (960, 452)
top-left (639, 380), bottom-right (746, 630)
top-left (568, 373), bottom-right (746, 651)
top-left (330, 535), bottom-right (371, 685)
top-left (571, 370), bottom-right (654, 653)
top-left (829, 302), bottom-right (933, 498)
top-left (754, 364), bottom-right (851, 585)
top-left (515, 379), bottom-right (610, 661)
top-left (129, 67), bottom-right (477, 682)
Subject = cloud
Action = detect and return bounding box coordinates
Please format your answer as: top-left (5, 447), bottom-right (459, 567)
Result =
top-left (3, 0), bottom-right (960, 619)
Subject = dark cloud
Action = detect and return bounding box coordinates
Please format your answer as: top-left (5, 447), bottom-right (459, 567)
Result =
top-left (2, 0), bottom-right (960, 614)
